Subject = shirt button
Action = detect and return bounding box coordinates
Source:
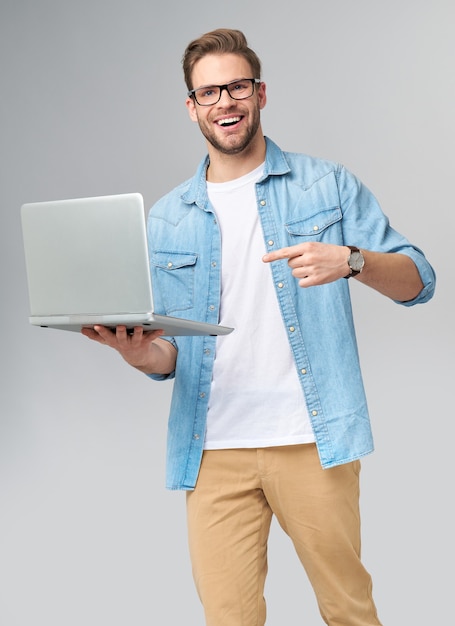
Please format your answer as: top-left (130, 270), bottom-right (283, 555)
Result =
top-left (167, 262), bottom-right (173, 268)
top-left (289, 326), bottom-right (295, 332)
top-left (199, 392), bottom-right (206, 398)
top-left (209, 305), bottom-right (215, 311)
top-left (277, 282), bottom-right (284, 288)
top-left (212, 261), bottom-right (217, 267)
top-left (301, 368), bottom-right (307, 375)
top-left (204, 348), bottom-right (211, 355)
top-left (312, 410), bottom-right (318, 417)
top-left (260, 200), bottom-right (266, 206)
top-left (193, 434), bottom-right (200, 440)
top-left (313, 225), bottom-right (319, 231)
top-left (268, 240), bottom-right (274, 246)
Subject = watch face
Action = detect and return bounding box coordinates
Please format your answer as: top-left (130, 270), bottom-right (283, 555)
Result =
top-left (349, 251), bottom-right (364, 272)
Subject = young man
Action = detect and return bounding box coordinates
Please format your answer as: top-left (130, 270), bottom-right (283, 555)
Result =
top-left (83, 29), bottom-right (436, 626)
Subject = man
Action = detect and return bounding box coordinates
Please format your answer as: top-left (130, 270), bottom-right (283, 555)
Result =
top-left (83, 29), bottom-right (435, 626)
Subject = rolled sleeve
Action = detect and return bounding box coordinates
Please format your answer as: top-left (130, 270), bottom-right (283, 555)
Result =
top-left (393, 247), bottom-right (436, 306)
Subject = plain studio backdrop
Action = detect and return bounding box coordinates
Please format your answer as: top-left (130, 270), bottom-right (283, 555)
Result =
top-left (1, 1), bottom-right (453, 624)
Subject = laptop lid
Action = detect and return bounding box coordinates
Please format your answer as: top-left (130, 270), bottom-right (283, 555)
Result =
top-left (20, 193), bottom-right (233, 336)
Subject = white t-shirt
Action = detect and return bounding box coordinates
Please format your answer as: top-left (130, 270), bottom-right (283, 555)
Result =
top-left (204, 164), bottom-right (315, 449)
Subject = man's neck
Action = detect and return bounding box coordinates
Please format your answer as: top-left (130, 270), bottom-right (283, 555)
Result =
top-left (206, 134), bottom-right (266, 183)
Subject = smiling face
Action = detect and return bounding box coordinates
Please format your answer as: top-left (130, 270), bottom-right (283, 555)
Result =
top-left (186, 53), bottom-right (267, 158)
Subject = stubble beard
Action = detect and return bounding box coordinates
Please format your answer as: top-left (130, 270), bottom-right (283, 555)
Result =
top-left (197, 105), bottom-right (261, 156)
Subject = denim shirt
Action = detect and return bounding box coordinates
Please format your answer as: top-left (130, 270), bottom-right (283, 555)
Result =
top-left (147, 137), bottom-right (436, 490)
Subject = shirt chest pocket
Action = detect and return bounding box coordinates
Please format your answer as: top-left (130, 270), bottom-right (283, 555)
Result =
top-left (150, 251), bottom-right (197, 314)
top-left (285, 207), bottom-right (342, 243)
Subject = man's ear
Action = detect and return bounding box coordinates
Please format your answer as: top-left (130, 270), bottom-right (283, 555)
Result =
top-left (258, 81), bottom-right (267, 110)
top-left (186, 97), bottom-right (198, 122)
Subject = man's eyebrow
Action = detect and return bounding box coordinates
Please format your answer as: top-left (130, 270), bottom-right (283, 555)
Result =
top-left (193, 78), bottom-right (245, 90)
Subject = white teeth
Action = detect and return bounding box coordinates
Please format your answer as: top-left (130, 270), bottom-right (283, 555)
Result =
top-left (217, 117), bottom-right (241, 126)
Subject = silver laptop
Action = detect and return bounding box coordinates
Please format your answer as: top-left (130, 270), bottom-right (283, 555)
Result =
top-left (20, 193), bottom-right (233, 336)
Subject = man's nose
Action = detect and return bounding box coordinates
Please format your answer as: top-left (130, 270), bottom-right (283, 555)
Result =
top-left (218, 84), bottom-right (234, 104)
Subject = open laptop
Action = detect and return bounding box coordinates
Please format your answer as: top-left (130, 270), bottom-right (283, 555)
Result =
top-left (20, 192), bottom-right (233, 336)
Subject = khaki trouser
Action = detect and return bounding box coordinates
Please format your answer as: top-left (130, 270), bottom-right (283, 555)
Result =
top-left (186, 443), bottom-right (382, 626)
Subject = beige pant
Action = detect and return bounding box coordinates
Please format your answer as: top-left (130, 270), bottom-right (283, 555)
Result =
top-left (186, 443), bottom-right (382, 626)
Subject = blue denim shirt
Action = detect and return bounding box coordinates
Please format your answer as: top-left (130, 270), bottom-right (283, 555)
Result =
top-left (147, 137), bottom-right (436, 490)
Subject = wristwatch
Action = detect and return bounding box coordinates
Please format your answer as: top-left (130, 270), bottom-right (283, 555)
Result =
top-left (344, 246), bottom-right (365, 278)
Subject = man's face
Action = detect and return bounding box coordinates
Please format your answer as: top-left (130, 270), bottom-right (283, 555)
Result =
top-left (186, 53), bottom-right (266, 156)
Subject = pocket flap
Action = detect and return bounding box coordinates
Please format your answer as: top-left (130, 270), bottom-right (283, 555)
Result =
top-left (151, 251), bottom-right (198, 270)
top-left (285, 207), bottom-right (342, 237)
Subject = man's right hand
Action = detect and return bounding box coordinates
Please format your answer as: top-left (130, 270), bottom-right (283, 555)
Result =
top-left (81, 325), bottom-right (177, 375)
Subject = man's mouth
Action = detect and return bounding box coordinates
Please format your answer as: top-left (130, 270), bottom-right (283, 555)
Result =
top-left (216, 116), bottom-right (242, 127)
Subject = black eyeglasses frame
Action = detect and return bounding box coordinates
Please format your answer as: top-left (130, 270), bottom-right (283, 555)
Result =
top-left (187, 78), bottom-right (261, 106)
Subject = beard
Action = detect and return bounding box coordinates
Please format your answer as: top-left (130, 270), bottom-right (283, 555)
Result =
top-left (196, 103), bottom-right (261, 156)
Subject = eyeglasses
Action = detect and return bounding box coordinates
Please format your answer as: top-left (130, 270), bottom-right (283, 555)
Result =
top-left (188, 78), bottom-right (261, 106)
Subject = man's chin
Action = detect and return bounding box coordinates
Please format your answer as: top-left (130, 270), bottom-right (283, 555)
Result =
top-left (207, 133), bottom-right (251, 155)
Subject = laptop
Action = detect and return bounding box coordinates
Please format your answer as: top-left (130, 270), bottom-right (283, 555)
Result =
top-left (20, 193), bottom-right (233, 336)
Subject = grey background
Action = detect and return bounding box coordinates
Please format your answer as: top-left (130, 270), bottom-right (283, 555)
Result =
top-left (1, 1), bottom-right (453, 624)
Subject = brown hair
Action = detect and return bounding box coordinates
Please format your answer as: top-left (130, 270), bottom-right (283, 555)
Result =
top-left (182, 28), bottom-right (262, 91)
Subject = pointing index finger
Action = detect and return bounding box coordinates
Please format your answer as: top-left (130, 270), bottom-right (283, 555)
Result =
top-left (263, 246), bottom-right (301, 263)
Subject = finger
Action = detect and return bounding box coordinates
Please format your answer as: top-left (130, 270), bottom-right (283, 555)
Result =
top-left (81, 325), bottom-right (120, 346)
top-left (140, 329), bottom-right (165, 344)
top-left (116, 326), bottom-right (165, 348)
top-left (81, 327), bottom-right (105, 342)
top-left (127, 326), bottom-right (164, 346)
top-left (287, 255), bottom-right (306, 269)
top-left (115, 325), bottom-right (131, 340)
top-left (263, 245), bottom-right (304, 263)
top-left (122, 326), bottom-right (164, 340)
top-left (93, 324), bottom-right (117, 340)
top-left (105, 325), bottom-right (141, 339)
